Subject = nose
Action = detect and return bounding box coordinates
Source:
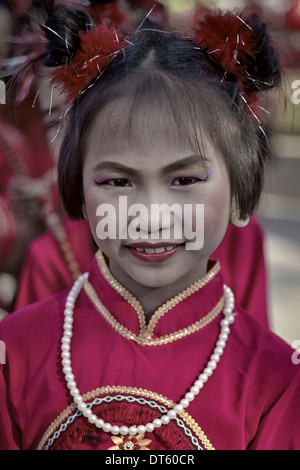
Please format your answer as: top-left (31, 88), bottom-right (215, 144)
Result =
top-left (126, 190), bottom-right (183, 240)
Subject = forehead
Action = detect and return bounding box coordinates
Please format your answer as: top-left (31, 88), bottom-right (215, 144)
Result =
top-left (84, 104), bottom-right (223, 179)
top-left (82, 65), bottom-right (236, 172)
top-left (86, 94), bottom-right (214, 163)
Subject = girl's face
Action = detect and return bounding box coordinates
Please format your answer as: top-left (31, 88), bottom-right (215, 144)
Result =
top-left (82, 107), bottom-right (231, 297)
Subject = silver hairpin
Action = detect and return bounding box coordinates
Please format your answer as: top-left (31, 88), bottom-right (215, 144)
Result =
top-left (49, 85), bottom-right (54, 116)
top-left (125, 39), bottom-right (135, 47)
top-left (114, 29), bottom-right (120, 44)
top-left (239, 92), bottom-right (268, 139)
top-left (43, 25), bottom-right (67, 44)
top-left (136, 5), bottom-right (156, 32)
top-left (221, 70), bottom-right (227, 83)
top-left (258, 106), bottom-right (270, 114)
top-left (231, 12), bottom-right (252, 30)
top-left (207, 49), bottom-right (221, 54)
top-left (32, 87), bottom-right (41, 108)
top-left (50, 118), bottom-right (63, 144)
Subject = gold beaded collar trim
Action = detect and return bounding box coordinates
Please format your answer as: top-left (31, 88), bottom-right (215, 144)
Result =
top-left (37, 386), bottom-right (215, 451)
top-left (83, 250), bottom-right (222, 346)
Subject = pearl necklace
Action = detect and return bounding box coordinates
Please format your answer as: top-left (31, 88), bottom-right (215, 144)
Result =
top-left (61, 273), bottom-right (236, 437)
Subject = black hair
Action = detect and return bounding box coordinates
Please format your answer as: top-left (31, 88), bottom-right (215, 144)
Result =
top-left (42, 5), bottom-right (94, 67)
top-left (42, 5), bottom-right (282, 221)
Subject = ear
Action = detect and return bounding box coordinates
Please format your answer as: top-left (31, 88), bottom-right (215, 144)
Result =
top-left (230, 199), bottom-right (250, 228)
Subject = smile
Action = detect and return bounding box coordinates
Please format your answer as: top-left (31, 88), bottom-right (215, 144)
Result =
top-left (126, 243), bottom-right (184, 262)
top-left (133, 246), bottom-right (176, 254)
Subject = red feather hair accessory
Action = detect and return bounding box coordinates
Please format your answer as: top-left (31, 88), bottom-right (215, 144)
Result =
top-left (52, 23), bottom-right (126, 104)
top-left (193, 10), bottom-right (261, 87)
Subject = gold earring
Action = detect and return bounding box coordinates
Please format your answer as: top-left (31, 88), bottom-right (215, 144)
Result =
top-left (230, 209), bottom-right (250, 228)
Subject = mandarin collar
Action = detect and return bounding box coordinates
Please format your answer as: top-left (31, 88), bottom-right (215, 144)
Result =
top-left (84, 250), bottom-right (225, 346)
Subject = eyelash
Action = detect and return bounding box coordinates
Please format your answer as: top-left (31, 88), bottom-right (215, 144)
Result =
top-left (93, 178), bottom-right (132, 187)
top-left (172, 176), bottom-right (209, 186)
top-left (92, 176), bottom-right (209, 187)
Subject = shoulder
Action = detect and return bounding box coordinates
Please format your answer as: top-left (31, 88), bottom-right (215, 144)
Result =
top-left (28, 220), bottom-right (91, 252)
top-left (24, 220), bottom-right (93, 271)
top-left (232, 311), bottom-right (300, 450)
top-left (231, 307), bottom-right (298, 389)
top-left (0, 291), bottom-right (68, 351)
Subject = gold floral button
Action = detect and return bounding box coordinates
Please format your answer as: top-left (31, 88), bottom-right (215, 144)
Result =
top-left (108, 434), bottom-right (152, 450)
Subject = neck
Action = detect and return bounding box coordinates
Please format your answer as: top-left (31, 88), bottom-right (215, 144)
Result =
top-left (109, 258), bottom-right (210, 322)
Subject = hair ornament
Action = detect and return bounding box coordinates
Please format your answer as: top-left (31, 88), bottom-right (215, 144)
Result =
top-left (51, 22), bottom-right (126, 103)
top-left (193, 9), bottom-right (262, 86)
top-left (46, 1), bottom-right (167, 105)
top-left (193, 8), bottom-right (281, 135)
top-left (194, 10), bottom-right (273, 92)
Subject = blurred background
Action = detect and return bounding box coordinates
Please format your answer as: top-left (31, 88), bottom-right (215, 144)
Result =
top-left (163, 1), bottom-right (300, 347)
top-left (0, 0), bottom-right (299, 347)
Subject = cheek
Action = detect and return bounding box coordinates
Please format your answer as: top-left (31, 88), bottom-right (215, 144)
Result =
top-left (83, 177), bottom-right (105, 241)
top-left (182, 181), bottom-right (230, 254)
top-left (83, 172), bottom-right (109, 219)
top-left (83, 183), bottom-right (123, 246)
top-left (83, 188), bottom-right (98, 223)
top-left (205, 183), bottom-right (231, 236)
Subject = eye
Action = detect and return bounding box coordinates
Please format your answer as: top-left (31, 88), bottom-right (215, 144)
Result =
top-left (172, 176), bottom-right (208, 186)
top-left (108, 178), bottom-right (132, 187)
top-left (93, 178), bottom-right (132, 187)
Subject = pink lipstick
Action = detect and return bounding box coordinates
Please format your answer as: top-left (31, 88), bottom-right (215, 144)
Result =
top-left (126, 242), bottom-right (184, 262)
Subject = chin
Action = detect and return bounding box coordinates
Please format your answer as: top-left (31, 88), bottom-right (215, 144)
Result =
top-left (128, 270), bottom-right (177, 289)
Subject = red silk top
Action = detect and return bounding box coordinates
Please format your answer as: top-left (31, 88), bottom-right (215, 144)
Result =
top-left (1, 251), bottom-right (299, 450)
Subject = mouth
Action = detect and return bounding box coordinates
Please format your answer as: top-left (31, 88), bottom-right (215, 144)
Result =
top-left (125, 242), bottom-right (185, 261)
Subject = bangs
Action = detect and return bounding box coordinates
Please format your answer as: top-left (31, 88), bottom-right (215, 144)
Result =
top-left (85, 66), bottom-right (237, 167)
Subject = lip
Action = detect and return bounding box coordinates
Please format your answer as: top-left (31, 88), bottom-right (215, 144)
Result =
top-left (126, 242), bottom-right (184, 262)
top-left (126, 241), bottom-right (183, 248)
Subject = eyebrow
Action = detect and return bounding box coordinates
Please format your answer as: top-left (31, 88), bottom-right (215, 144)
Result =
top-left (92, 155), bottom-right (208, 175)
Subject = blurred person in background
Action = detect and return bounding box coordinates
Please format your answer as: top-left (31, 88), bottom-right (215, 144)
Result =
top-left (0, 0), bottom-right (68, 313)
top-left (0, 1), bottom-right (47, 313)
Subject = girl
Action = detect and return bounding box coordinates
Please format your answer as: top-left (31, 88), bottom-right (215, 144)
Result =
top-left (0, 4), bottom-right (299, 450)
top-left (13, 2), bottom-right (268, 326)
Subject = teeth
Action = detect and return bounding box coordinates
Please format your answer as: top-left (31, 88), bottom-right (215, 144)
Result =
top-left (134, 246), bottom-right (176, 254)
top-left (153, 247), bottom-right (165, 253)
top-left (144, 248), bottom-right (155, 253)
